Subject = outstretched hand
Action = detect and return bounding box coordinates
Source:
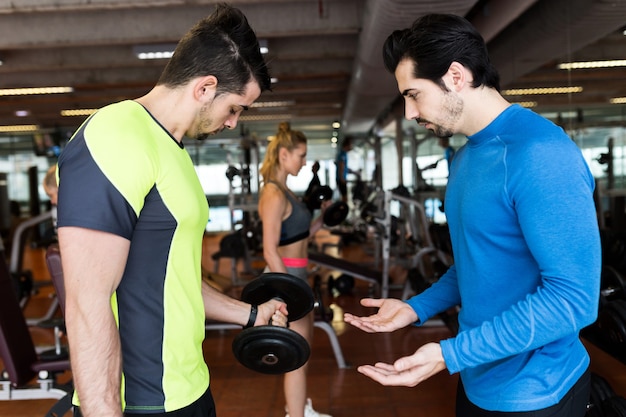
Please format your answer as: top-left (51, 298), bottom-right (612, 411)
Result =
top-left (344, 298), bottom-right (418, 333)
top-left (357, 342), bottom-right (446, 387)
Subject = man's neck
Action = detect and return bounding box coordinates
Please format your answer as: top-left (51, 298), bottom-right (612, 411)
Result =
top-left (135, 85), bottom-right (192, 142)
top-left (461, 87), bottom-right (511, 137)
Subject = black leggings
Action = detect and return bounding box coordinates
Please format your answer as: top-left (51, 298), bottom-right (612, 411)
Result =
top-left (74, 387), bottom-right (216, 417)
top-left (455, 367), bottom-right (590, 417)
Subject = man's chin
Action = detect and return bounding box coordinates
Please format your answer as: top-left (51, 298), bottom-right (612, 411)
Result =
top-left (195, 130), bottom-right (220, 141)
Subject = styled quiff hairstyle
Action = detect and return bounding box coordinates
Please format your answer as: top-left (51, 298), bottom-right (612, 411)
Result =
top-left (382, 13), bottom-right (500, 91)
top-left (260, 122), bottom-right (307, 184)
top-left (158, 2), bottom-right (271, 96)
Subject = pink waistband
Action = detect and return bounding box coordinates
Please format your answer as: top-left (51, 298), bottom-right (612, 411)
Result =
top-left (282, 257), bottom-right (308, 268)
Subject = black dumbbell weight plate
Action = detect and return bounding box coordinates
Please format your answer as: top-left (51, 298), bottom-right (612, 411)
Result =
top-left (241, 272), bottom-right (314, 322)
top-left (232, 326), bottom-right (310, 374)
top-left (305, 185), bottom-right (333, 211)
top-left (323, 201), bottom-right (349, 227)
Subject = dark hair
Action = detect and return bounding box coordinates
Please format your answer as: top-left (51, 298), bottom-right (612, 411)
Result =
top-left (382, 14), bottom-right (500, 91)
top-left (158, 3), bottom-right (271, 96)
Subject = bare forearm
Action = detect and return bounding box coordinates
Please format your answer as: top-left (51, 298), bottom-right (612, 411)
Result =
top-left (202, 281), bottom-right (251, 325)
top-left (66, 303), bottom-right (122, 416)
top-left (309, 213), bottom-right (325, 235)
top-left (202, 281), bottom-right (288, 327)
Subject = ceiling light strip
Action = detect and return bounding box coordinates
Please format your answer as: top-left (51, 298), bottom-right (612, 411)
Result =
top-left (61, 109), bottom-right (98, 117)
top-left (610, 97), bottom-right (626, 104)
top-left (558, 60), bottom-right (626, 70)
top-left (0, 86), bottom-right (73, 96)
top-left (502, 86), bottom-right (583, 96)
top-left (512, 101), bottom-right (537, 108)
top-left (138, 51), bottom-right (174, 60)
top-left (0, 124), bottom-right (39, 132)
top-left (239, 114), bottom-right (292, 122)
top-left (251, 101), bottom-right (295, 108)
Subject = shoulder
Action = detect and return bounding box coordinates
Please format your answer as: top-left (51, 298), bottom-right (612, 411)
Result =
top-left (260, 183), bottom-right (287, 204)
top-left (85, 101), bottom-right (155, 145)
top-left (259, 184), bottom-right (288, 218)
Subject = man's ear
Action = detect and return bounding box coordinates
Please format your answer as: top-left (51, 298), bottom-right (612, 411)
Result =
top-left (446, 61), bottom-right (469, 92)
top-left (194, 75), bottom-right (218, 102)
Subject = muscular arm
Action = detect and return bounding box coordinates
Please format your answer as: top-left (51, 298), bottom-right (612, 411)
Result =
top-left (59, 226), bottom-right (129, 417)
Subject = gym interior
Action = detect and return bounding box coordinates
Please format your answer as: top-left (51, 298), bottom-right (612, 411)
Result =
top-left (2, 1), bottom-right (626, 416)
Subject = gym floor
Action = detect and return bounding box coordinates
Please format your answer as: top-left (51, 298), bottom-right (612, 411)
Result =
top-left (1, 230), bottom-right (625, 417)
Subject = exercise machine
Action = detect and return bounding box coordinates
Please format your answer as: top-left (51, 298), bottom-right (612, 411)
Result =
top-left (0, 241), bottom-right (73, 416)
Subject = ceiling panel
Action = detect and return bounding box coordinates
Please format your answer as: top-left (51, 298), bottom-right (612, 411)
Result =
top-left (0, 0), bottom-right (625, 161)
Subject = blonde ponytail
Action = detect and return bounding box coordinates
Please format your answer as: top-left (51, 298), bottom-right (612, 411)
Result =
top-left (259, 122), bottom-right (307, 184)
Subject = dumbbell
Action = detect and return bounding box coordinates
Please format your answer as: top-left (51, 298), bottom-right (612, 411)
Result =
top-left (232, 272), bottom-right (314, 374)
top-left (306, 185), bottom-right (333, 211)
top-left (323, 201), bottom-right (350, 227)
top-left (305, 185), bottom-right (350, 226)
top-left (225, 165), bottom-right (241, 181)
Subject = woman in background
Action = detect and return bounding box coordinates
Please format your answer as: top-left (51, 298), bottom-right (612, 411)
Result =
top-left (258, 122), bottom-right (331, 417)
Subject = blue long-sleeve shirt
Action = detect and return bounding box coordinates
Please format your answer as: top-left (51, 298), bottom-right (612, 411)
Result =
top-left (407, 104), bottom-right (601, 412)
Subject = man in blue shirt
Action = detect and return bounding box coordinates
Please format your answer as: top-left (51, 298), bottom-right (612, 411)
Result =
top-left (335, 136), bottom-right (353, 202)
top-left (345, 14), bottom-right (600, 417)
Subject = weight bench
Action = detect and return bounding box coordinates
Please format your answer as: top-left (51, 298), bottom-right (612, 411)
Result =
top-left (308, 251), bottom-right (380, 296)
top-left (0, 243), bottom-right (73, 417)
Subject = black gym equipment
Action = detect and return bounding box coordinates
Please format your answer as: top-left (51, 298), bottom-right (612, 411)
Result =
top-left (308, 251), bottom-right (380, 296)
top-left (312, 274), bottom-right (333, 322)
top-left (304, 185), bottom-right (333, 212)
top-left (600, 266), bottom-right (626, 308)
top-left (602, 396), bottom-right (626, 417)
top-left (225, 165), bottom-right (241, 182)
top-left (231, 272), bottom-right (314, 374)
top-left (588, 372), bottom-right (616, 417)
top-left (327, 273), bottom-right (355, 296)
top-left (604, 231), bottom-right (626, 275)
top-left (597, 299), bottom-right (626, 352)
top-left (586, 371), bottom-right (626, 417)
top-left (302, 184), bottom-right (349, 226)
top-left (322, 201), bottom-right (349, 227)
